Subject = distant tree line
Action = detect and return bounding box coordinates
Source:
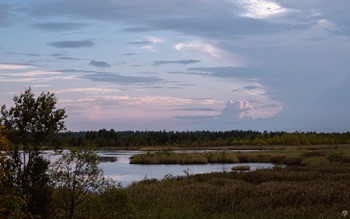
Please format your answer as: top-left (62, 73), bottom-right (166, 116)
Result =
top-left (47, 129), bottom-right (350, 148)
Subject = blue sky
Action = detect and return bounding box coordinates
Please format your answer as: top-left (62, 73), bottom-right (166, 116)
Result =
top-left (1, 0), bottom-right (349, 131)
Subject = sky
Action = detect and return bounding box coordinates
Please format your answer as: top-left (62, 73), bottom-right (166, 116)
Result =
top-left (0, 0), bottom-right (350, 132)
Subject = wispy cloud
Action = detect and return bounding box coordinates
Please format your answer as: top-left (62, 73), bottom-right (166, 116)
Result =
top-left (5, 52), bottom-right (41, 57)
top-left (82, 72), bottom-right (162, 85)
top-left (32, 22), bottom-right (87, 31)
top-left (89, 60), bottom-right (111, 68)
top-left (128, 36), bottom-right (163, 45)
top-left (0, 67), bottom-right (77, 83)
top-left (51, 87), bottom-right (121, 94)
top-left (243, 85), bottom-right (260, 90)
top-left (235, 0), bottom-right (293, 19)
top-left (47, 40), bottom-right (94, 48)
top-left (56, 56), bottom-right (81, 60)
top-left (0, 63), bottom-right (34, 70)
top-left (187, 67), bottom-right (257, 78)
top-left (128, 36), bottom-right (164, 52)
top-left (172, 107), bottom-right (218, 112)
top-left (174, 40), bottom-right (229, 59)
top-left (153, 59), bottom-right (200, 65)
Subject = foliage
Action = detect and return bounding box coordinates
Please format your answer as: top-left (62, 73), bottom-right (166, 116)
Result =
top-left (0, 88), bottom-right (66, 217)
top-left (46, 129), bottom-right (350, 148)
top-left (49, 149), bottom-right (112, 219)
top-left (1, 87), bottom-right (66, 146)
top-left (0, 188), bottom-right (31, 219)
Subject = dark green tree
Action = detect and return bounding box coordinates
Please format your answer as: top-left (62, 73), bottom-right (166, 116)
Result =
top-left (0, 87), bottom-right (67, 217)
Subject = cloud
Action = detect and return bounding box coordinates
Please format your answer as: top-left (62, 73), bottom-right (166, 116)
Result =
top-left (174, 41), bottom-right (230, 60)
top-left (52, 87), bottom-right (121, 94)
top-left (172, 107), bottom-right (218, 112)
top-left (0, 63), bottom-right (34, 70)
top-left (5, 52), bottom-right (41, 57)
top-left (235, 0), bottom-right (293, 19)
top-left (187, 67), bottom-right (257, 78)
top-left (27, 0), bottom-right (311, 42)
top-left (32, 22), bottom-right (87, 31)
top-left (0, 68), bottom-right (78, 83)
top-left (55, 69), bottom-right (96, 74)
top-left (176, 99), bottom-right (282, 121)
top-left (243, 85), bottom-right (260, 90)
top-left (173, 115), bottom-right (214, 120)
top-left (57, 56), bottom-right (81, 60)
top-left (128, 36), bottom-right (164, 52)
top-left (89, 60), bottom-right (111, 68)
top-left (82, 72), bottom-right (162, 85)
top-left (63, 95), bottom-right (219, 109)
top-left (128, 40), bottom-right (153, 45)
top-left (128, 36), bottom-right (163, 45)
top-left (47, 40), bottom-right (94, 48)
top-left (153, 60), bottom-right (200, 65)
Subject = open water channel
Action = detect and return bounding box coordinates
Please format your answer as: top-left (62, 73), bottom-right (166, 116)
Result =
top-left (42, 150), bottom-right (275, 187)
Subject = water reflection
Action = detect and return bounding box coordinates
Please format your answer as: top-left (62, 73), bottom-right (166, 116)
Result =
top-left (42, 150), bottom-right (273, 187)
top-left (99, 157), bottom-right (118, 162)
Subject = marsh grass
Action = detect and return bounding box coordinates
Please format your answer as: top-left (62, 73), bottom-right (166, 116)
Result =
top-left (130, 151), bottom-right (240, 164)
top-left (231, 165), bottom-right (251, 171)
top-left (122, 163), bottom-right (350, 218)
top-left (130, 148), bottom-right (350, 168)
top-left (69, 147), bottom-right (350, 218)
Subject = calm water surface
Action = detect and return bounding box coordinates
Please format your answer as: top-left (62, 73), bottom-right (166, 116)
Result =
top-left (43, 150), bottom-right (274, 187)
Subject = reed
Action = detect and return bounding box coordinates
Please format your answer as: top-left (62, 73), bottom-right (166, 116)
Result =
top-left (231, 165), bottom-right (251, 171)
top-left (73, 147), bottom-right (350, 218)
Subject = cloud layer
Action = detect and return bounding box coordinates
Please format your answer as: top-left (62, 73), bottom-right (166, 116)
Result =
top-left (0, 0), bottom-right (349, 131)
top-left (89, 60), bottom-right (111, 68)
top-left (47, 40), bottom-right (94, 48)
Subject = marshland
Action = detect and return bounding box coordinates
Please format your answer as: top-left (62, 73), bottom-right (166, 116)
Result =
top-left (2, 90), bottom-right (350, 218)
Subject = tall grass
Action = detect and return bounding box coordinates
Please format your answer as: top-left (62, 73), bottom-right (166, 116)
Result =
top-left (130, 151), bottom-right (239, 164)
top-left (67, 148), bottom-right (350, 218)
top-left (130, 149), bottom-right (350, 167)
top-left (122, 164), bottom-right (350, 218)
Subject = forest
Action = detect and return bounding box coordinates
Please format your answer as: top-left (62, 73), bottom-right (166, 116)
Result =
top-left (48, 129), bottom-right (350, 148)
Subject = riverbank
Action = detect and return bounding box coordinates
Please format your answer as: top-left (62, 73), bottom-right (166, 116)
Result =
top-left (82, 160), bottom-right (350, 218)
top-left (129, 146), bottom-right (350, 166)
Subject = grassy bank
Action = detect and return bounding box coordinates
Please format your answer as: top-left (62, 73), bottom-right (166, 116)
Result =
top-left (37, 146), bottom-right (350, 218)
top-left (80, 161), bottom-right (350, 218)
top-left (130, 146), bottom-right (350, 167)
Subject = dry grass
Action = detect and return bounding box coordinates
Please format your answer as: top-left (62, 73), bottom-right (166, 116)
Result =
top-left (231, 165), bottom-right (251, 171)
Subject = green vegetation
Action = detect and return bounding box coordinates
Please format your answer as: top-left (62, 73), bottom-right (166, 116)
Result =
top-left (45, 151), bottom-right (350, 218)
top-left (50, 149), bottom-right (111, 219)
top-left (122, 163), bottom-right (350, 218)
top-left (130, 151), bottom-right (239, 164)
top-left (130, 150), bottom-right (304, 165)
top-left (0, 88), bottom-right (67, 218)
top-left (47, 129), bottom-right (350, 148)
